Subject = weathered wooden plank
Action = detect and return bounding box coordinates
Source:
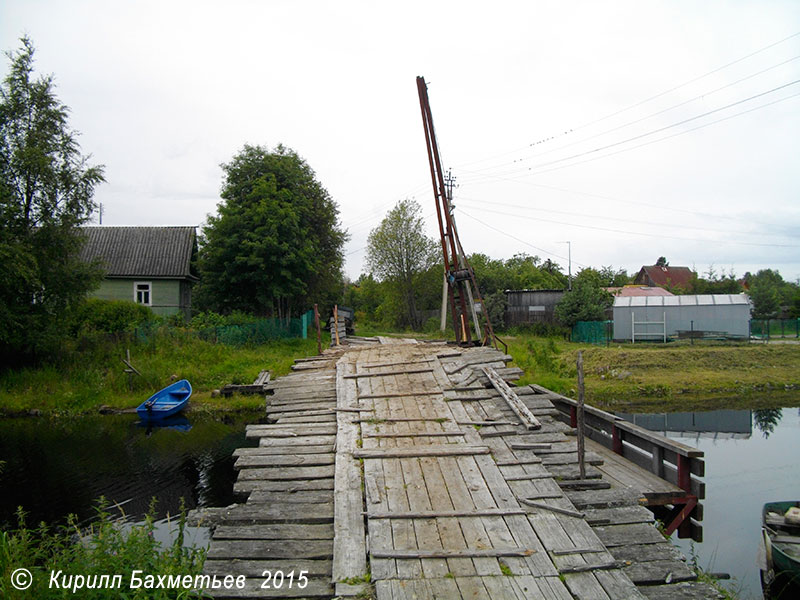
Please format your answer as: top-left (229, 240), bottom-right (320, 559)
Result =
top-left (212, 524), bottom-right (334, 540)
top-left (594, 569), bottom-right (649, 599)
top-left (358, 391), bottom-right (442, 399)
top-left (371, 548), bottom-right (537, 559)
top-left (203, 558), bottom-right (331, 576)
top-left (247, 489), bottom-right (334, 504)
top-left (623, 559), bottom-right (696, 584)
top-left (483, 367), bottom-right (542, 431)
top-left (258, 435), bottom-right (337, 447)
top-left (366, 508), bottom-right (531, 519)
top-left (232, 444), bottom-right (334, 456)
top-left (637, 581), bottom-right (725, 600)
top-left (331, 359), bottom-right (368, 584)
top-left (237, 465), bottom-right (335, 480)
top-left (583, 505), bottom-right (656, 526)
top-left (609, 542), bottom-right (685, 564)
top-left (354, 445), bottom-right (490, 459)
top-left (364, 431), bottom-right (464, 439)
top-left (234, 453), bottom-right (335, 467)
top-left (344, 367), bottom-right (433, 378)
top-left (207, 539), bottom-right (332, 560)
top-left (593, 523), bottom-right (667, 547)
top-left (197, 577), bottom-right (333, 598)
top-left (189, 504), bottom-right (333, 525)
top-left (233, 478), bottom-right (334, 494)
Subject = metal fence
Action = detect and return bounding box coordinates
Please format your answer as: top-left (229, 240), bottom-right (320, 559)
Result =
top-left (750, 318), bottom-right (800, 339)
top-left (571, 321), bottom-right (612, 346)
top-left (135, 310), bottom-right (316, 347)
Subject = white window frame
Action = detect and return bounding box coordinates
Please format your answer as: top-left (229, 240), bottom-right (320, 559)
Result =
top-left (134, 281), bottom-right (152, 306)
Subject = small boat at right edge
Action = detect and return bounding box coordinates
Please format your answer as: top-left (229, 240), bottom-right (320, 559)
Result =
top-left (761, 501), bottom-right (800, 597)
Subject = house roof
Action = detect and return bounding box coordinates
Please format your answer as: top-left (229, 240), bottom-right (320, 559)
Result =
top-left (635, 265), bottom-right (694, 288)
top-left (80, 226), bottom-right (197, 279)
top-left (605, 286), bottom-right (675, 297)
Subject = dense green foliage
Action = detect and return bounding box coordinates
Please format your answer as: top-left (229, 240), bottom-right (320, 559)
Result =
top-left (0, 499), bottom-right (205, 599)
top-left (554, 268), bottom-right (614, 328)
top-left (365, 199), bottom-right (439, 329)
top-left (198, 144), bottom-right (347, 318)
top-left (68, 298), bottom-right (156, 335)
top-left (0, 324), bottom-right (321, 415)
top-left (746, 268), bottom-right (797, 318)
top-left (0, 37), bottom-right (105, 365)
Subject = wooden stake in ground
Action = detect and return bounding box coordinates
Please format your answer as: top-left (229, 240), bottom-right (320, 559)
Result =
top-left (577, 350), bottom-right (586, 480)
top-left (333, 304), bottom-right (340, 346)
top-left (314, 304), bottom-right (322, 355)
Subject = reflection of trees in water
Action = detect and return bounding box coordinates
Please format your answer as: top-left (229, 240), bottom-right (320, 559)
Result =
top-left (753, 408), bottom-right (783, 438)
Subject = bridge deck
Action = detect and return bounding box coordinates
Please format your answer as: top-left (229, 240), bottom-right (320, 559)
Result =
top-left (190, 338), bottom-right (721, 599)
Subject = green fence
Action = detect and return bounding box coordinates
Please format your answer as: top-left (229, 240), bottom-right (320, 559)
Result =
top-left (750, 318), bottom-right (800, 339)
top-left (135, 310), bottom-right (316, 347)
top-left (572, 320), bottom-right (612, 346)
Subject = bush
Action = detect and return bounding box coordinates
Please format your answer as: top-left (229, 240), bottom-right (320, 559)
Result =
top-left (69, 299), bottom-right (156, 335)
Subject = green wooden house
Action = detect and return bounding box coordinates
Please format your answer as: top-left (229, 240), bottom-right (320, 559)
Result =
top-left (80, 226), bottom-right (198, 317)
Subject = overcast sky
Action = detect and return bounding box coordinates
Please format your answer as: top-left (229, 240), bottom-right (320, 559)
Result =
top-left (3, 1), bottom-right (799, 283)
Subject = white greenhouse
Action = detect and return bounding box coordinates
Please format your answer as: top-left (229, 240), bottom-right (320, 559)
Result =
top-left (612, 294), bottom-right (751, 342)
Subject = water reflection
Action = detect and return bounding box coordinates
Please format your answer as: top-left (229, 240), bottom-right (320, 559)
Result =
top-left (136, 415), bottom-right (193, 434)
top-left (0, 412), bottom-right (259, 529)
top-left (616, 409), bottom-right (753, 441)
top-left (616, 405), bottom-right (800, 600)
top-left (754, 408), bottom-right (784, 439)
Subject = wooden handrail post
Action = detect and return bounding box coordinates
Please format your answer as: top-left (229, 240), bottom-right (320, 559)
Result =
top-left (612, 423), bottom-right (623, 455)
top-left (576, 351), bottom-right (586, 480)
top-left (677, 454), bottom-right (691, 492)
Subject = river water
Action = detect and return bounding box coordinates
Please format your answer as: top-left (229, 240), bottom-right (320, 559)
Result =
top-left (617, 406), bottom-right (800, 599)
top-left (0, 412), bottom-right (260, 545)
top-left (2, 406), bottom-right (797, 597)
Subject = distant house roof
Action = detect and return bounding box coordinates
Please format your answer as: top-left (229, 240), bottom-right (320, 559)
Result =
top-left (605, 285), bottom-right (675, 297)
top-left (633, 265), bottom-right (694, 289)
top-left (80, 226), bottom-right (197, 279)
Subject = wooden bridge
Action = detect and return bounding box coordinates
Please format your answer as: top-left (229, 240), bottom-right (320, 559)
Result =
top-left (190, 337), bottom-right (722, 599)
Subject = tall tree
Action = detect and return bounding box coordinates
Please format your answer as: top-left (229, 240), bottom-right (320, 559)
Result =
top-left (554, 268), bottom-right (614, 328)
top-left (0, 37), bottom-right (105, 364)
top-left (365, 199), bottom-right (438, 329)
top-left (198, 144), bottom-right (346, 317)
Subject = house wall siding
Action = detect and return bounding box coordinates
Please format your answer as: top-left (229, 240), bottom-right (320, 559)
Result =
top-left (92, 279), bottom-right (185, 316)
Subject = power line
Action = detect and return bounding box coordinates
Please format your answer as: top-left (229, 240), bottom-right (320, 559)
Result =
top-left (463, 54), bottom-right (800, 176)
top-left (468, 79), bottom-right (800, 179)
top-left (453, 31), bottom-right (800, 170)
top-left (457, 209), bottom-right (587, 269)
top-left (459, 204), bottom-right (800, 249)
top-left (455, 196), bottom-right (781, 240)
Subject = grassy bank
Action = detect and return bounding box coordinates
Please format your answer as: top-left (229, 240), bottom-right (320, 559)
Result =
top-left (507, 335), bottom-right (800, 411)
top-left (0, 330), bottom-right (322, 416)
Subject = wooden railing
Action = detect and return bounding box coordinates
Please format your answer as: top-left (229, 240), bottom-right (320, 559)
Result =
top-left (537, 385), bottom-right (704, 539)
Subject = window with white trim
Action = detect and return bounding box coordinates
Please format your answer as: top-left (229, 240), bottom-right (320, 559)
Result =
top-left (134, 282), bottom-right (152, 306)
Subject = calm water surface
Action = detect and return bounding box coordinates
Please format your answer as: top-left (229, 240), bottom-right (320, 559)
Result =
top-left (0, 412), bottom-right (260, 544)
top-left (618, 406), bottom-right (800, 599)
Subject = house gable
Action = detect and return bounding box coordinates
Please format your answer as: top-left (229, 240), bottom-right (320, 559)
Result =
top-left (633, 265), bottom-right (694, 290)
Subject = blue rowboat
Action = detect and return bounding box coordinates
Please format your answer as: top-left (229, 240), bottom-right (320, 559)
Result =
top-left (136, 380), bottom-right (191, 420)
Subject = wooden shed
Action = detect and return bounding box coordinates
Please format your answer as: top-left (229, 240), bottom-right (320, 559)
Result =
top-left (80, 226), bottom-right (198, 317)
top-left (504, 289), bottom-right (565, 326)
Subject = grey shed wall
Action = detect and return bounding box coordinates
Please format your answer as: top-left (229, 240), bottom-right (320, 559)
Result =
top-left (612, 294), bottom-right (751, 341)
top-left (505, 289), bottom-right (565, 326)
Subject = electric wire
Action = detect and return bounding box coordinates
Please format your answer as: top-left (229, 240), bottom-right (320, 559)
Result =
top-left (453, 31), bottom-right (800, 170)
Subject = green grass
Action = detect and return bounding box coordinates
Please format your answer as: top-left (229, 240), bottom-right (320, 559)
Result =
top-left (0, 498), bottom-right (206, 599)
top-left (0, 328), bottom-right (324, 416)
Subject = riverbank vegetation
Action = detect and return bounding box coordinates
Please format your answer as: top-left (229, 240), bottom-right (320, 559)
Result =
top-left (0, 499), bottom-right (205, 600)
top-left (0, 313), bottom-right (321, 416)
top-left (506, 334), bottom-right (800, 411)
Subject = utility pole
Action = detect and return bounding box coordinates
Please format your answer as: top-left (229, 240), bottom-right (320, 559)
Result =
top-left (560, 241), bottom-right (572, 291)
top-left (99, 202), bottom-right (104, 225)
top-left (417, 76), bottom-right (497, 347)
